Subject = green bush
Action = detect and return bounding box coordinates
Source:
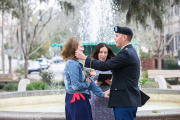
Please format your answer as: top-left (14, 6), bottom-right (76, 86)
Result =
top-left (3, 83), bottom-right (18, 91)
top-left (26, 81), bottom-right (49, 90)
top-left (142, 71), bottom-right (148, 78)
top-left (166, 78), bottom-right (179, 85)
top-left (139, 78), bottom-right (148, 85)
top-left (141, 81), bottom-right (159, 88)
top-left (14, 66), bottom-right (25, 75)
top-left (59, 81), bottom-right (65, 86)
top-left (0, 83), bottom-right (6, 89)
top-left (166, 82), bottom-right (171, 88)
top-left (39, 70), bottom-right (54, 83)
top-left (50, 81), bottom-right (65, 90)
top-left (164, 58), bottom-right (179, 69)
top-left (14, 66), bottom-right (25, 80)
top-left (141, 81), bottom-right (171, 88)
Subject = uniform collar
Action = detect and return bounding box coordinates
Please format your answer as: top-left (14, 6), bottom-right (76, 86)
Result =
top-left (117, 44), bottom-right (133, 55)
top-left (121, 43), bottom-right (131, 50)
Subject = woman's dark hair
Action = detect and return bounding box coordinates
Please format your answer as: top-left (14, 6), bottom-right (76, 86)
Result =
top-left (90, 43), bottom-right (116, 60)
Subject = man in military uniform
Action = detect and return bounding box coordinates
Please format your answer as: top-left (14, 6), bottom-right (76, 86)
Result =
top-left (75, 26), bottom-right (147, 120)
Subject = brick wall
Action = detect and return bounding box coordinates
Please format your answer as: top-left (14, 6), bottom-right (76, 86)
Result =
top-left (141, 58), bottom-right (155, 69)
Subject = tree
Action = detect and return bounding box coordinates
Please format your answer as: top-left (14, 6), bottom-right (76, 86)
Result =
top-left (16, 0), bottom-right (75, 78)
top-left (5, 14), bottom-right (19, 73)
top-left (0, 0), bottom-right (17, 73)
top-left (47, 1), bottom-right (79, 57)
top-left (16, 0), bottom-right (55, 78)
top-left (133, 0), bottom-right (180, 70)
top-left (137, 27), bottom-right (180, 70)
top-left (49, 1), bottom-right (78, 44)
top-left (29, 41), bottom-right (51, 60)
top-left (113, 0), bottom-right (180, 31)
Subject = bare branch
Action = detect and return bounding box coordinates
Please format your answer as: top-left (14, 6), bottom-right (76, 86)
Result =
top-left (163, 34), bottom-right (175, 46)
top-left (30, 4), bottom-right (38, 15)
top-left (29, 39), bottom-right (49, 57)
top-left (38, 7), bottom-right (53, 35)
top-left (161, 47), bottom-right (180, 59)
top-left (32, 9), bottom-right (49, 38)
top-left (29, 7), bottom-right (54, 54)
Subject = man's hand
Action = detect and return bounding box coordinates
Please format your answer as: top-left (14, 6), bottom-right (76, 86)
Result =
top-left (105, 79), bottom-right (112, 85)
top-left (95, 80), bottom-right (102, 86)
top-left (104, 89), bottom-right (110, 98)
top-left (75, 50), bottom-right (87, 60)
top-left (86, 78), bottom-right (91, 85)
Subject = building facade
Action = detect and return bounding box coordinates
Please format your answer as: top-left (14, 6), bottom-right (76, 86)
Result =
top-left (164, 4), bottom-right (180, 60)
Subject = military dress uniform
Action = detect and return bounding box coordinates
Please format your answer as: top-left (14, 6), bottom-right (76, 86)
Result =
top-left (84, 26), bottom-right (149, 120)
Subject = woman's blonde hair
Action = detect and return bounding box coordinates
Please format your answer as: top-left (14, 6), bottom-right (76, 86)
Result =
top-left (61, 37), bottom-right (82, 61)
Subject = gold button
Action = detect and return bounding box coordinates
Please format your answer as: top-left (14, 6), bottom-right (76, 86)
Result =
top-left (115, 89), bottom-right (117, 90)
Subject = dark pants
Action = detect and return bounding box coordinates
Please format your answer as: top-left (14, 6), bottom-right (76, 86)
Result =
top-left (65, 93), bottom-right (93, 120)
top-left (113, 107), bottom-right (137, 120)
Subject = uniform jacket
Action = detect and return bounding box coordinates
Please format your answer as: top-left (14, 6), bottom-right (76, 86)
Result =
top-left (85, 44), bottom-right (142, 108)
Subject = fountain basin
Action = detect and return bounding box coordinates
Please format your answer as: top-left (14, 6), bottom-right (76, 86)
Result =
top-left (0, 89), bottom-right (180, 120)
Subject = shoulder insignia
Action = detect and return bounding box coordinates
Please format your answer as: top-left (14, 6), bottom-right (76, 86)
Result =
top-left (125, 48), bottom-right (128, 50)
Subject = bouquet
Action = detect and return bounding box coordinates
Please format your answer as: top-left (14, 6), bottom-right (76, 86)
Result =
top-left (82, 67), bottom-right (96, 78)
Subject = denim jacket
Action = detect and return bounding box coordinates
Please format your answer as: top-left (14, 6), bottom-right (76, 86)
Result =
top-left (63, 59), bottom-right (105, 97)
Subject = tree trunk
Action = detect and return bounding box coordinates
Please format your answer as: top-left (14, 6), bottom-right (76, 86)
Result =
top-left (8, 56), bottom-right (12, 73)
top-left (24, 57), bottom-right (28, 78)
top-left (157, 56), bottom-right (162, 70)
top-left (1, 11), bottom-right (5, 74)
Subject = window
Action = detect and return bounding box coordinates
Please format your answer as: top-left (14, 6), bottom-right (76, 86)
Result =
top-left (171, 38), bottom-right (174, 52)
top-left (176, 35), bottom-right (179, 50)
top-left (166, 34), bottom-right (170, 53)
top-left (178, 35), bottom-right (180, 50)
top-left (175, 5), bottom-right (179, 16)
top-left (171, 7), bottom-right (174, 16)
top-left (36, 59), bottom-right (43, 62)
top-left (170, 1), bottom-right (174, 16)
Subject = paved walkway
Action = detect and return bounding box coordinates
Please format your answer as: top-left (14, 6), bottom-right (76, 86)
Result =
top-left (170, 85), bottom-right (180, 89)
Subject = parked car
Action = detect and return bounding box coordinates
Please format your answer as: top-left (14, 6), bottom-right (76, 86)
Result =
top-left (47, 59), bottom-right (51, 68)
top-left (28, 61), bottom-right (41, 74)
top-left (36, 58), bottom-right (48, 69)
top-left (52, 56), bottom-right (63, 63)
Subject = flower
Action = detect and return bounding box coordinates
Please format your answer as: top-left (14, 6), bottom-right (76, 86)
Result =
top-left (82, 67), bottom-right (96, 78)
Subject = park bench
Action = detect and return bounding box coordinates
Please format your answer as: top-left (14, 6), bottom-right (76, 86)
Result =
top-left (0, 73), bottom-right (18, 82)
top-left (147, 70), bottom-right (180, 89)
top-left (148, 70), bottom-right (180, 78)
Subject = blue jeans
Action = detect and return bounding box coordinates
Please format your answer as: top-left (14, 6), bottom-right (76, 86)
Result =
top-left (113, 107), bottom-right (137, 120)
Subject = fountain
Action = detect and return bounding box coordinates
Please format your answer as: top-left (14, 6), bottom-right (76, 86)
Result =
top-left (1, 89), bottom-right (180, 119)
top-left (1, 0), bottom-right (180, 119)
top-left (78, 0), bottom-right (117, 43)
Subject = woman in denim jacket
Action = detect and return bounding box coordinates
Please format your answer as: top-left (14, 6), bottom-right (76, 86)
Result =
top-left (61, 37), bottom-right (109, 120)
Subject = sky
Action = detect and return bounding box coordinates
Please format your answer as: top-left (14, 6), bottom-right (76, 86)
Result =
top-left (31, 0), bottom-right (61, 12)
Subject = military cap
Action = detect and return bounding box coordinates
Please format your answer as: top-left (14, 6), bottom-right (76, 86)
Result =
top-left (114, 26), bottom-right (133, 37)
